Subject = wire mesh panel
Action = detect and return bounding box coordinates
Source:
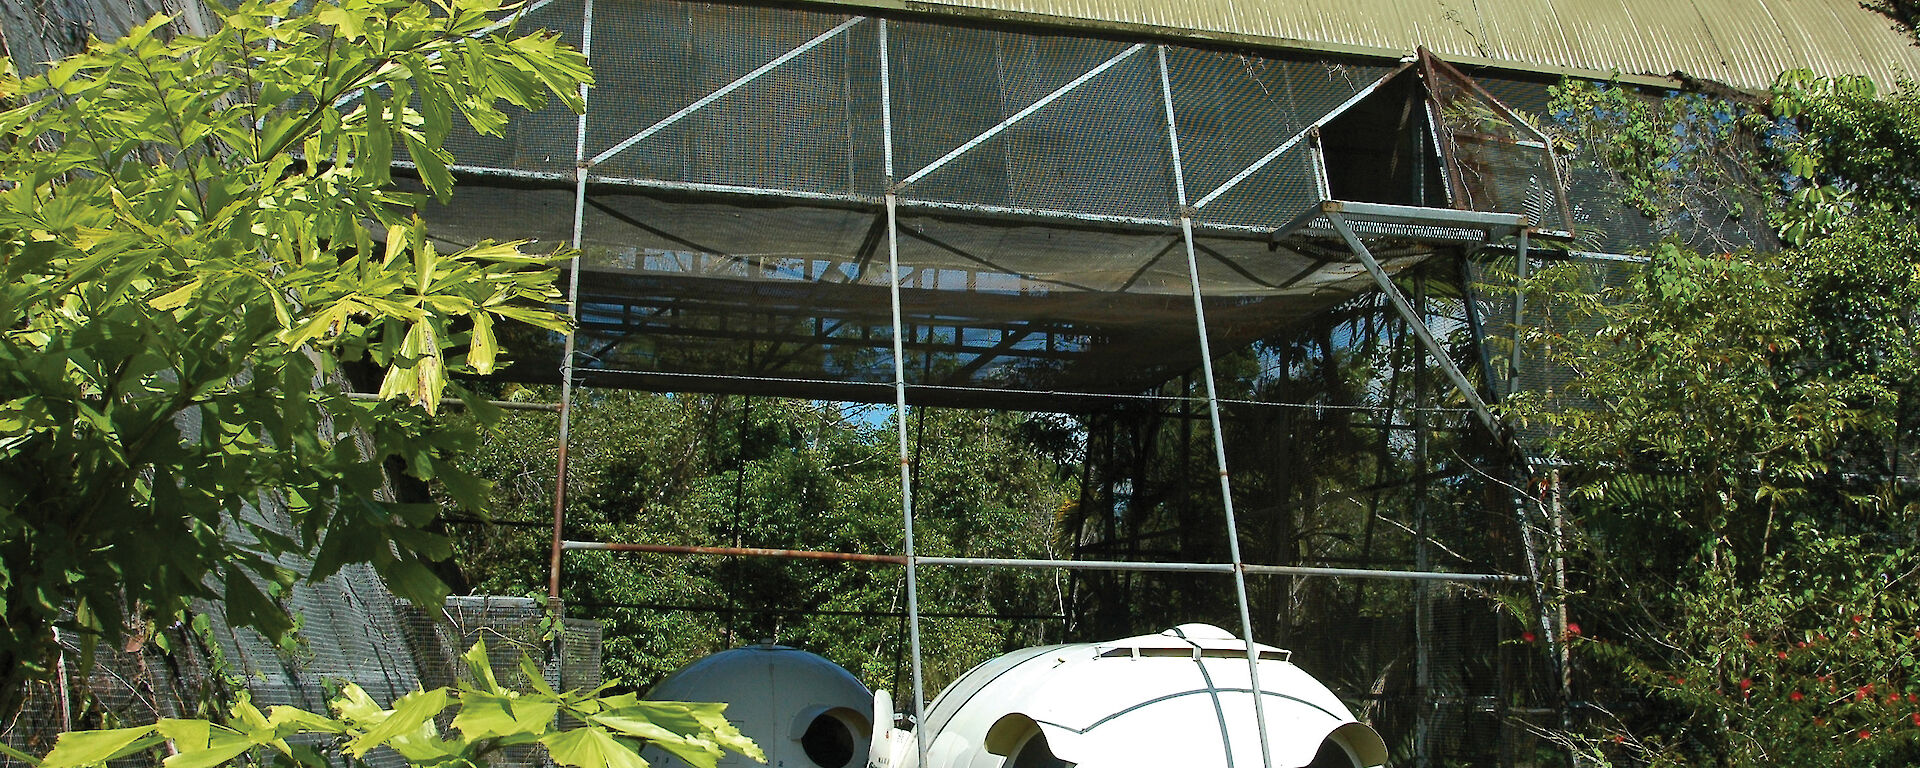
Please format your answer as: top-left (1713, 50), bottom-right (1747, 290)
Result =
top-left (890, 27), bottom-right (1175, 222)
top-left (1468, 252), bottom-right (1645, 457)
top-left (438, 0), bottom-right (584, 177)
top-left (570, 193), bottom-right (897, 393)
top-left (1470, 74), bottom-right (1779, 256)
top-left (887, 214), bottom-right (1197, 400)
top-left (1059, 263), bottom-right (1561, 765)
top-left (1169, 50), bottom-right (1399, 229)
top-left (1424, 59), bottom-right (1575, 235)
top-left (587, 3), bottom-right (883, 196)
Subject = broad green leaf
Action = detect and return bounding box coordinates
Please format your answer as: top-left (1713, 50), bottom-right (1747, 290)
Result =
top-left (405, 133), bottom-right (453, 199)
top-left (518, 654), bottom-right (557, 697)
top-left (649, 738), bottom-right (729, 768)
top-left (267, 705), bottom-right (347, 735)
top-left (39, 727), bottom-right (160, 768)
top-left (149, 278), bottom-right (201, 310)
top-left (331, 684), bottom-right (385, 724)
top-left (588, 714), bottom-right (685, 744)
top-left (0, 741), bottom-right (44, 766)
top-left (345, 687), bottom-right (449, 758)
top-left (383, 557), bottom-right (451, 606)
top-left (595, 702), bottom-right (761, 763)
top-left (414, 237), bottom-right (438, 295)
top-left (540, 726), bottom-right (651, 768)
top-left (453, 691), bottom-right (559, 739)
top-left (155, 720), bottom-right (254, 768)
top-left (362, 89), bottom-right (393, 187)
top-left (462, 639), bottom-right (504, 693)
top-left (468, 309), bottom-right (497, 373)
top-left (316, 3), bottom-right (365, 40)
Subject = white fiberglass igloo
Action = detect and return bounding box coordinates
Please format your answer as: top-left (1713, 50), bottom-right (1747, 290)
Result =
top-left (640, 644), bottom-right (874, 768)
top-left (871, 624), bottom-right (1389, 768)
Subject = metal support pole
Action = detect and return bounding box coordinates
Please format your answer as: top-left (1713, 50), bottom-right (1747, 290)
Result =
top-left (1553, 468), bottom-right (1572, 730)
top-left (1458, 255), bottom-right (1505, 402)
top-left (879, 22), bottom-right (929, 768)
top-left (1158, 45), bottom-right (1275, 768)
top-left (1509, 230), bottom-right (1529, 397)
top-left (1413, 273), bottom-right (1433, 768)
top-left (545, 0), bottom-right (594, 696)
top-left (1323, 212), bottom-right (1502, 435)
top-left (560, 540), bottom-right (1527, 582)
top-left (1502, 229), bottom-right (1566, 704)
top-left (549, 0), bottom-right (592, 608)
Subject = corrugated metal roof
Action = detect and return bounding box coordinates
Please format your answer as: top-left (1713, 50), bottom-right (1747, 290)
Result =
top-left (813, 0), bottom-right (1920, 91)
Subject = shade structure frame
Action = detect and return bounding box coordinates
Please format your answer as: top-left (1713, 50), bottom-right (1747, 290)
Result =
top-left (506, 5), bottom-right (1605, 762)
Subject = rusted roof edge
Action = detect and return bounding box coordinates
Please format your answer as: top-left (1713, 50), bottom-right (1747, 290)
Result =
top-left (788, 0), bottom-right (1701, 91)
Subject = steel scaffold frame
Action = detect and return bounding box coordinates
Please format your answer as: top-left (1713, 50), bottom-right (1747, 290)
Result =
top-left (526, 5), bottom-right (1599, 766)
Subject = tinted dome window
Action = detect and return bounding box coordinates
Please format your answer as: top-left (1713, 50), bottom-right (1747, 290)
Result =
top-left (801, 713), bottom-right (855, 768)
top-left (1009, 731), bottom-right (1070, 768)
top-left (1305, 737), bottom-right (1359, 768)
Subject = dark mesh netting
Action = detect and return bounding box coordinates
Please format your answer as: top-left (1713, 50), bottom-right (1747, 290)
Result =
top-left (401, 0), bottom-right (1778, 415)
top-left (416, 180), bottom-right (1439, 409)
top-left (1470, 75), bottom-right (1781, 256)
top-left (1167, 50), bottom-right (1397, 230)
top-left (437, 0), bottom-right (584, 178)
top-left (587, 4), bottom-right (883, 196)
top-left (1466, 251), bottom-right (1646, 457)
top-left (1425, 60), bottom-right (1575, 235)
top-left (1060, 264), bottom-right (1559, 766)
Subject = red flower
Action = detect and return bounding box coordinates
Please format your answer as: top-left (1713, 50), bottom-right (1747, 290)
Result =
top-left (1567, 622), bottom-right (1582, 636)
top-left (1611, 735), bottom-right (1625, 744)
top-left (1777, 651), bottom-right (1788, 659)
top-left (1790, 691), bottom-right (1805, 702)
top-left (1739, 678), bottom-right (1753, 690)
top-left (1522, 631), bottom-right (1536, 643)
top-left (1908, 693), bottom-right (1918, 704)
top-left (1911, 712), bottom-right (1920, 727)
top-left (1857, 729), bottom-right (1871, 740)
top-left (1852, 615), bottom-right (1864, 623)
top-left (1890, 693), bottom-right (1903, 705)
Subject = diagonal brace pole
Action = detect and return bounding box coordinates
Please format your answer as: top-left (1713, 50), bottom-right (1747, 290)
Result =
top-left (896, 44), bottom-right (1146, 190)
top-left (1191, 64), bottom-right (1410, 210)
top-left (1325, 212), bottom-right (1502, 435)
top-left (590, 16), bottom-right (866, 167)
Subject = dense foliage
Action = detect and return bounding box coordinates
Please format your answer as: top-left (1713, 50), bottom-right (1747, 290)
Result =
top-left (447, 390), bottom-right (1076, 696)
top-left (0, 0), bottom-right (587, 720)
top-left (1517, 72), bottom-right (1920, 766)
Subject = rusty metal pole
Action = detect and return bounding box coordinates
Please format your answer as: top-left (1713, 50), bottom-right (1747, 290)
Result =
top-left (551, 0), bottom-right (594, 614)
